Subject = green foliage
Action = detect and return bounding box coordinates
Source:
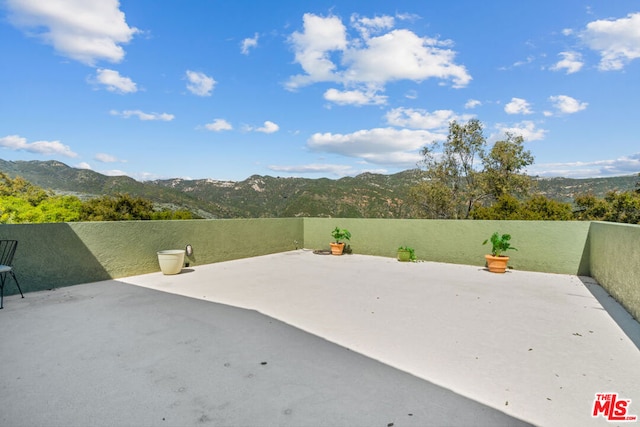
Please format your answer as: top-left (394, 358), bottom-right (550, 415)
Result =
top-left (480, 133), bottom-right (535, 200)
top-left (472, 194), bottom-right (574, 220)
top-left (412, 120), bottom-right (535, 219)
top-left (397, 246), bottom-right (416, 261)
top-left (408, 180), bottom-right (457, 219)
top-left (0, 173), bottom-right (82, 223)
top-left (574, 190), bottom-right (640, 224)
top-left (0, 172), bottom-right (51, 205)
top-left (483, 232), bottom-right (517, 257)
top-left (416, 119), bottom-right (486, 219)
top-left (80, 193), bottom-right (155, 221)
top-left (331, 227), bottom-right (351, 243)
top-left (0, 173), bottom-right (194, 223)
top-left (33, 196), bottom-right (83, 223)
top-left (150, 209), bottom-right (194, 220)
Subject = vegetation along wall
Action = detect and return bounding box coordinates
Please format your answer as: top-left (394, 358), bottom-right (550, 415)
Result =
top-left (303, 218), bottom-right (592, 275)
top-left (588, 221), bottom-right (640, 321)
top-left (0, 218), bottom-right (303, 293)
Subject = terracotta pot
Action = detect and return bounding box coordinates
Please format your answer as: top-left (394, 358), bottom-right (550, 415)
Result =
top-left (330, 242), bottom-right (345, 255)
top-left (485, 254), bottom-right (509, 273)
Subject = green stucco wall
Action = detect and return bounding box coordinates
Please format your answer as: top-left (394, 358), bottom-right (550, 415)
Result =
top-left (303, 218), bottom-right (591, 275)
top-left (0, 219), bottom-right (303, 293)
top-left (4, 218), bottom-right (639, 323)
top-left (589, 221), bottom-right (640, 321)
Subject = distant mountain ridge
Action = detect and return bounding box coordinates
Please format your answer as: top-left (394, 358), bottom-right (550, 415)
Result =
top-left (1, 159), bottom-right (638, 218)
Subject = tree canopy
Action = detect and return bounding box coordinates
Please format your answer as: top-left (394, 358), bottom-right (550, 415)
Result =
top-left (410, 119), bottom-right (535, 219)
top-left (0, 172), bottom-right (193, 223)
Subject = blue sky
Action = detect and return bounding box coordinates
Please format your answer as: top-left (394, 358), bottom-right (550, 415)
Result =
top-left (1, 0), bottom-right (639, 181)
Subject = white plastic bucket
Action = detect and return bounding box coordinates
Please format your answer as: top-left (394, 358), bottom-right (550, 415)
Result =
top-left (157, 249), bottom-right (185, 275)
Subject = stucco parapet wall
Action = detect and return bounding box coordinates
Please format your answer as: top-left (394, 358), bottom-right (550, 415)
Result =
top-left (303, 218), bottom-right (591, 275)
top-left (0, 219), bottom-right (303, 293)
top-left (589, 221), bottom-right (640, 321)
top-left (1, 219), bottom-right (639, 322)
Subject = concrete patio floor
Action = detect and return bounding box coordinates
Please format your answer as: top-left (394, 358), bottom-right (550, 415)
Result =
top-left (1, 250), bottom-right (639, 426)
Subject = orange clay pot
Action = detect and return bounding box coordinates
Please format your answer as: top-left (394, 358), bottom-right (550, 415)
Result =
top-left (485, 254), bottom-right (509, 273)
top-left (330, 242), bottom-right (345, 255)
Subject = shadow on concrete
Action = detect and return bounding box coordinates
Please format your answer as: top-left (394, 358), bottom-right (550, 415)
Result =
top-left (0, 281), bottom-right (533, 427)
top-left (579, 276), bottom-right (640, 351)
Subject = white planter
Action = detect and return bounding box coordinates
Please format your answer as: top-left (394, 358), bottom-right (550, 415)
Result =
top-left (157, 250), bottom-right (185, 275)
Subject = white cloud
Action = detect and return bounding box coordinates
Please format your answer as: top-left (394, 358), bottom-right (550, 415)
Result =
top-left (268, 163), bottom-right (355, 176)
top-left (110, 110), bottom-right (174, 121)
top-left (350, 13), bottom-right (395, 39)
top-left (548, 95), bottom-right (588, 114)
top-left (504, 97), bottom-right (533, 115)
top-left (6, 0), bottom-right (138, 65)
top-left (287, 14), bottom-right (348, 89)
top-left (512, 55), bottom-right (535, 68)
top-left (342, 29), bottom-right (471, 88)
top-left (0, 134), bottom-right (78, 157)
top-left (76, 162), bottom-right (92, 169)
top-left (493, 121), bottom-right (547, 142)
top-left (95, 68), bottom-right (137, 93)
top-left (404, 90), bottom-right (418, 99)
top-left (531, 153), bottom-right (640, 178)
top-left (307, 127), bottom-right (443, 167)
top-left (580, 12), bottom-right (640, 70)
top-left (101, 169), bottom-right (128, 177)
top-left (286, 13), bottom-right (471, 101)
top-left (465, 99), bottom-right (481, 109)
top-left (385, 107), bottom-right (470, 130)
top-left (204, 119), bottom-right (233, 131)
top-left (241, 33), bottom-right (259, 55)
top-left (323, 88), bottom-right (387, 106)
top-left (550, 51), bottom-right (584, 74)
top-left (94, 153), bottom-right (124, 163)
top-left (256, 121), bottom-right (279, 134)
top-left (185, 70), bottom-right (216, 96)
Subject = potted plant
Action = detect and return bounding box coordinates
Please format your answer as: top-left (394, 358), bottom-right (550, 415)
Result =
top-left (397, 246), bottom-right (416, 262)
top-left (330, 227), bottom-right (351, 255)
top-left (482, 232), bottom-right (516, 273)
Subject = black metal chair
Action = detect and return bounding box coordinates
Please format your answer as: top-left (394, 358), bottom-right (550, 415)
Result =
top-left (0, 240), bottom-right (24, 309)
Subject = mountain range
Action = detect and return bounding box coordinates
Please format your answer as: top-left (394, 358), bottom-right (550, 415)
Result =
top-left (1, 159), bottom-right (637, 219)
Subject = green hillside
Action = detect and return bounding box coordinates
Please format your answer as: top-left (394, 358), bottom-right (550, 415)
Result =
top-left (1, 159), bottom-right (637, 218)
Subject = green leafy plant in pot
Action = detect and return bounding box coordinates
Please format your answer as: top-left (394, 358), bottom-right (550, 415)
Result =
top-left (330, 227), bottom-right (351, 255)
top-left (397, 246), bottom-right (416, 262)
top-left (482, 232), bottom-right (517, 273)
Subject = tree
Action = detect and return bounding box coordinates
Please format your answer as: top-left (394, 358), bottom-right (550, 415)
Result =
top-left (411, 119), bottom-right (535, 219)
top-left (0, 174), bottom-right (195, 223)
top-left (471, 194), bottom-right (573, 220)
top-left (574, 190), bottom-right (640, 224)
top-left (573, 193), bottom-right (610, 221)
top-left (414, 119), bottom-right (486, 218)
top-left (480, 132), bottom-right (534, 201)
top-left (151, 209), bottom-right (194, 220)
top-left (0, 172), bottom-right (50, 205)
top-left (0, 173), bottom-right (82, 223)
top-left (80, 193), bottom-right (155, 221)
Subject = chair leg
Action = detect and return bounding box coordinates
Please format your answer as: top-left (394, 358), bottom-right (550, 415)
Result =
top-left (0, 275), bottom-right (4, 309)
top-left (10, 271), bottom-right (24, 298)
